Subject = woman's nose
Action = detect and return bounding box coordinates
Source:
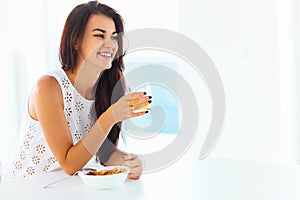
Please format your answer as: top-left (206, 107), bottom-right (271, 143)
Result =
top-left (103, 37), bottom-right (116, 48)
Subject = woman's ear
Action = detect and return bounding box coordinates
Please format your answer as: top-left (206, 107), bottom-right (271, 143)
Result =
top-left (74, 41), bottom-right (79, 50)
top-left (74, 39), bottom-right (81, 50)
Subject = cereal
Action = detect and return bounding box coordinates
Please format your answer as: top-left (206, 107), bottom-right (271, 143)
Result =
top-left (86, 168), bottom-right (127, 176)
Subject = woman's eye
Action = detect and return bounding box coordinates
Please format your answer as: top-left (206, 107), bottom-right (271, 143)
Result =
top-left (111, 36), bottom-right (118, 40)
top-left (94, 34), bottom-right (104, 38)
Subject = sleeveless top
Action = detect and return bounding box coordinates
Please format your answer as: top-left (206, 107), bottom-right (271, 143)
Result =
top-left (1, 67), bottom-right (97, 182)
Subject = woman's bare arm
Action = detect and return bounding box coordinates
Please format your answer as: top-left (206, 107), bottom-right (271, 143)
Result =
top-left (31, 76), bottom-right (115, 175)
top-left (30, 75), bottom-right (149, 175)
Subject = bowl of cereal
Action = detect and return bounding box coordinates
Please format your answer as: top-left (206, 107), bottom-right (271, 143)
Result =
top-left (78, 166), bottom-right (130, 189)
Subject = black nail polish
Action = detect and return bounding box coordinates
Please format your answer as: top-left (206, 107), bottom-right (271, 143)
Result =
top-left (144, 92), bottom-right (147, 95)
top-left (148, 100), bottom-right (152, 103)
top-left (149, 96), bottom-right (152, 99)
top-left (145, 111), bottom-right (149, 113)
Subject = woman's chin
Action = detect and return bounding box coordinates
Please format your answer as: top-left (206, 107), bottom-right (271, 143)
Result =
top-left (99, 63), bottom-right (112, 70)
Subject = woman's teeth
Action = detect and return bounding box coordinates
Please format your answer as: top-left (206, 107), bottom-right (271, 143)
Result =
top-left (98, 52), bottom-right (112, 57)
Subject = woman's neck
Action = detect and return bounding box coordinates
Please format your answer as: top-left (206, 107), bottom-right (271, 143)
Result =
top-left (67, 62), bottom-right (103, 100)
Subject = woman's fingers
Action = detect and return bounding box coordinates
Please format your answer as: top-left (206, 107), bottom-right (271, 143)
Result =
top-left (124, 160), bottom-right (139, 168)
top-left (130, 92), bottom-right (147, 99)
top-left (128, 168), bottom-right (142, 179)
top-left (121, 154), bottom-right (136, 160)
top-left (112, 91), bottom-right (151, 122)
top-left (128, 97), bottom-right (151, 117)
top-left (124, 92), bottom-right (146, 101)
top-left (131, 100), bottom-right (151, 110)
top-left (129, 96), bottom-right (151, 105)
top-left (127, 164), bottom-right (142, 180)
top-left (121, 154), bottom-right (143, 179)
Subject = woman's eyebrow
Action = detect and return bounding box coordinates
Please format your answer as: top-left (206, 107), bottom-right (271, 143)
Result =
top-left (92, 28), bottom-right (117, 34)
top-left (92, 28), bottom-right (105, 33)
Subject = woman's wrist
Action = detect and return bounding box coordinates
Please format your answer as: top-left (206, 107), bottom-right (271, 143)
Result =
top-left (97, 107), bottom-right (116, 135)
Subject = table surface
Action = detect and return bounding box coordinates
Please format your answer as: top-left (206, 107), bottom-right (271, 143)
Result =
top-left (1, 153), bottom-right (300, 200)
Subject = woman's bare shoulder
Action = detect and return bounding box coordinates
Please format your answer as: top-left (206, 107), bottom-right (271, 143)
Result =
top-left (36, 75), bottom-right (60, 90)
top-left (34, 75), bottom-right (63, 98)
top-left (29, 75), bottom-right (63, 120)
top-left (32, 75), bottom-right (63, 104)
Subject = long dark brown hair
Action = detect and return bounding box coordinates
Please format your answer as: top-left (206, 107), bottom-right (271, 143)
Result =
top-left (59, 1), bottom-right (125, 162)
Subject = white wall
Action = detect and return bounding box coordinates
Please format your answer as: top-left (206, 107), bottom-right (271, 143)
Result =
top-left (0, 0), bottom-right (48, 160)
top-left (179, 0), bottom-right (300, 164)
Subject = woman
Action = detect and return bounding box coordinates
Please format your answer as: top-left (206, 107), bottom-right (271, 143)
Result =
top-left (2, 1), bottom-right (150, 182)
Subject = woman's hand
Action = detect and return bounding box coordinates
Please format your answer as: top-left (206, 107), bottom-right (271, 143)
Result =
top-left (110, 92), bottom-right (151, 123)
top-left (121, 154), bottom-right (143, 180)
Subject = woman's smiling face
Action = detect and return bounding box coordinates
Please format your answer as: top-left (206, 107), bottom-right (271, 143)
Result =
top-left (77, 14), bottom-right (118, 69)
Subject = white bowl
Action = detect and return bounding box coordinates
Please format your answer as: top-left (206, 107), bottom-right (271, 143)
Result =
top-left (78, 166), bottom-right (130, 189)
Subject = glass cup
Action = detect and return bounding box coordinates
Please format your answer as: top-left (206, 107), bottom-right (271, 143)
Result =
top-left (127, 85), bottom-right (151, 113)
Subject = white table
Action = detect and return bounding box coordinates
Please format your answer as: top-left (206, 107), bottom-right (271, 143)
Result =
top-left (1, 154), bottom-right (300, 200)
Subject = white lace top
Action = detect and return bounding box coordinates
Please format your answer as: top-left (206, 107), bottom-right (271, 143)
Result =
top-left (2, 67), bottom-right (96, 182)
